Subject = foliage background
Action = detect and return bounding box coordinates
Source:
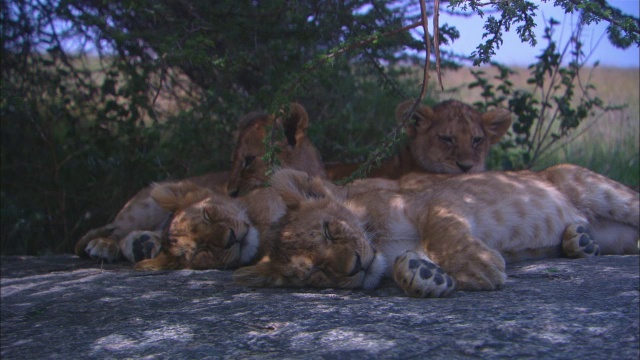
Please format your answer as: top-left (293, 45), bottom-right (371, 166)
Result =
top-left (2, 0), bottom-right (638, 255)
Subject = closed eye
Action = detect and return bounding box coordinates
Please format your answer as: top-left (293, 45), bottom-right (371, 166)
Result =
top-left (322, 221), bottom-right (334, 242)
top-left (472, 136), bottom-right (484, 148)
top-left (346, 252), bottom-right (362, 277)
top-left (202, 208), bottom-right (212, 223)
top-left (439, 135), bottom-right (454, 145)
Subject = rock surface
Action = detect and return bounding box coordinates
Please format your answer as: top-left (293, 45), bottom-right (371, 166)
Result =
top-left (1, 255), bottom-right (638, 359)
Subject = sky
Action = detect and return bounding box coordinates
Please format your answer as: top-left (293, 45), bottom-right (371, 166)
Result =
top-left (437, 0), bottom-right (640, 68)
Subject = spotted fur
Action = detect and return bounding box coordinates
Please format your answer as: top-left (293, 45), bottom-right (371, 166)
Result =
top-left (234, 166), bottom-right (638, 297)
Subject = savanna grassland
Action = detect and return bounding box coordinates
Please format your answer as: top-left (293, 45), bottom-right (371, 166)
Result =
top-left (439, 65), bottom-right (639, 188)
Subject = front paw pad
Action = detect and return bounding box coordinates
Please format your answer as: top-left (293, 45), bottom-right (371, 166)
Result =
top-left (393, 251), bottom-right (455, 298)
top-left (562, 224), bottom-right (599, 258)
top-left (121, 231), bottom-right (162, 263)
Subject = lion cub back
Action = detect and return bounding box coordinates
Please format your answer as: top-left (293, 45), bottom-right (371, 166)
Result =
top-left (401, 168), bottom-right (638, 260)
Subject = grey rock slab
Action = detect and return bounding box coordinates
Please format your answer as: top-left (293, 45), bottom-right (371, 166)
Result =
top-left (1, 255), bottom-right (638, 359)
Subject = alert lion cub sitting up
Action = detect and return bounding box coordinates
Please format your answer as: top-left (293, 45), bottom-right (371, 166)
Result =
top-left (233, 166), bottom-right (639, 297)
top-left (325, 99), bottom-right (513, 180)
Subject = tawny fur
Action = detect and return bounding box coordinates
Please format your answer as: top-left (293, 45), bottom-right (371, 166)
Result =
top-left (74, 172), bottom-right (229, 263)
top-left (233, 166), bottom-right (639, 297)
top-left (75, 103), bottom-right (326, 263)
top-left (135, 182), bottom-right (284, 271)
top-left (226, 102), bottom-right (327, 196)
top-left (134, 176), bottom-right (387, 271)
top-left (325, 100), bottom-right (512, 180)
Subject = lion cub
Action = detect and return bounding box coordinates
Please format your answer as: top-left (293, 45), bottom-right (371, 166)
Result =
top-left (133, 176), bottom-right (387, 270)
top-left (133, 182), bottom-right (286, 270)
top-left (325, 100), bottom-right (513, 180)
top-left (233, 166), bottom-right (639, 297)
top-left (76, 103), bottom-right (326, 264)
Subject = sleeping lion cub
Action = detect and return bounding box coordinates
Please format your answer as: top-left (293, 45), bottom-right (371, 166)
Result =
top-left (133, 177), bottom-right (388, 270)
top-left (233, 166), bottom-right (639, 297)
top-left (133, 183), bottom-right (285, 270)
top-left (76, 103), bottom-right (325, 264)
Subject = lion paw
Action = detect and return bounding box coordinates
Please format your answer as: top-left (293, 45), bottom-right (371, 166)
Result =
top-left (443, 244), bottom-right (506, 291)
top-left (120, 231), bottom-right (162, 263)
top-left (85, 238), bottom-right (120, 263)
top-left (393, 251), bottom-right (455, 298)
top-left (562, 224), bottom-right (600, 258)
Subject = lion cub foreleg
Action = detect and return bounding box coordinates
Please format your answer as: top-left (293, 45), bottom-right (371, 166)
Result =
top-left (77, 189), bottom-right (170, 262)
top-left (417, 206), bottom-right (507, 291)
top-left (76, 225), bottom-right (120, 262)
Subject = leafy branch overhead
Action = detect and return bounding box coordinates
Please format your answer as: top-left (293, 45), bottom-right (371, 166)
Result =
top-left (265, 0), bottom-right (446, 182)
top-left (447, 0), bottom-right (640, 65)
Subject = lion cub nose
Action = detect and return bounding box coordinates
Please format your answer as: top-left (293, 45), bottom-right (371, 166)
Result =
top-left (456, 161), bottom-right (474, 172)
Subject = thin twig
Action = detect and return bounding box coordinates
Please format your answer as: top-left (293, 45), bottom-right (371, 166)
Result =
top-left (534, 112), bottom-right (603, 165)
top-left (567, 0), bottom-right (640, 35)
top-left (434, 0), bottom-right (444, 91)
top-left (417, 0), bottom-right (431, 104)
top-left (281, 21), bottom-right (424, 99)
top-left (339, 0), bottom-right (438, 183)
top-left (530, 23), bottom-right (574, 157)
top-left (269, 1), bottom-right (446, 182)
top-left (267, 19), bottom-right (427, 175)
top-left (398, 0), bottom-right (432, 125)
top-left (532, 24), bottom-right (583, 164)
top-left (363, 51), bottom-right (408, 99)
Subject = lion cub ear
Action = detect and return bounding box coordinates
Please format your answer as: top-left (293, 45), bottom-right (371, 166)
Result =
top-left (233, 262), bottom-right (285, 287)
top-left (396, 100), bottom-right (434, 139)
top-left (151, 181), bottom-right (213, 212)
top-left (237, 111), bottom-right (272, 133)
top-left (482, 108), bottom-right (512, 144)
top-left (270, 168), bottom-right (331, 210)
top-left (279, 102), bottom-right (309, 147)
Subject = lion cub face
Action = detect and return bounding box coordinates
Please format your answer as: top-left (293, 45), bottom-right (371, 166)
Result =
top-left (233, 169), bottom-right (386, 289)
top-left (397, 100), bottom-right (512, 174)
top-left (150, 182), bottom-right (259, 269)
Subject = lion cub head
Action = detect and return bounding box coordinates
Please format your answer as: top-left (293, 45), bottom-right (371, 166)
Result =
top-left (233, 169), bottom-right (386, 289)
top-left (135, 181), bottom-right (259, 270)
top-left (397, 99), bottom-right (512, 174)
top-left (227, 103), bottom-right (327, 197)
